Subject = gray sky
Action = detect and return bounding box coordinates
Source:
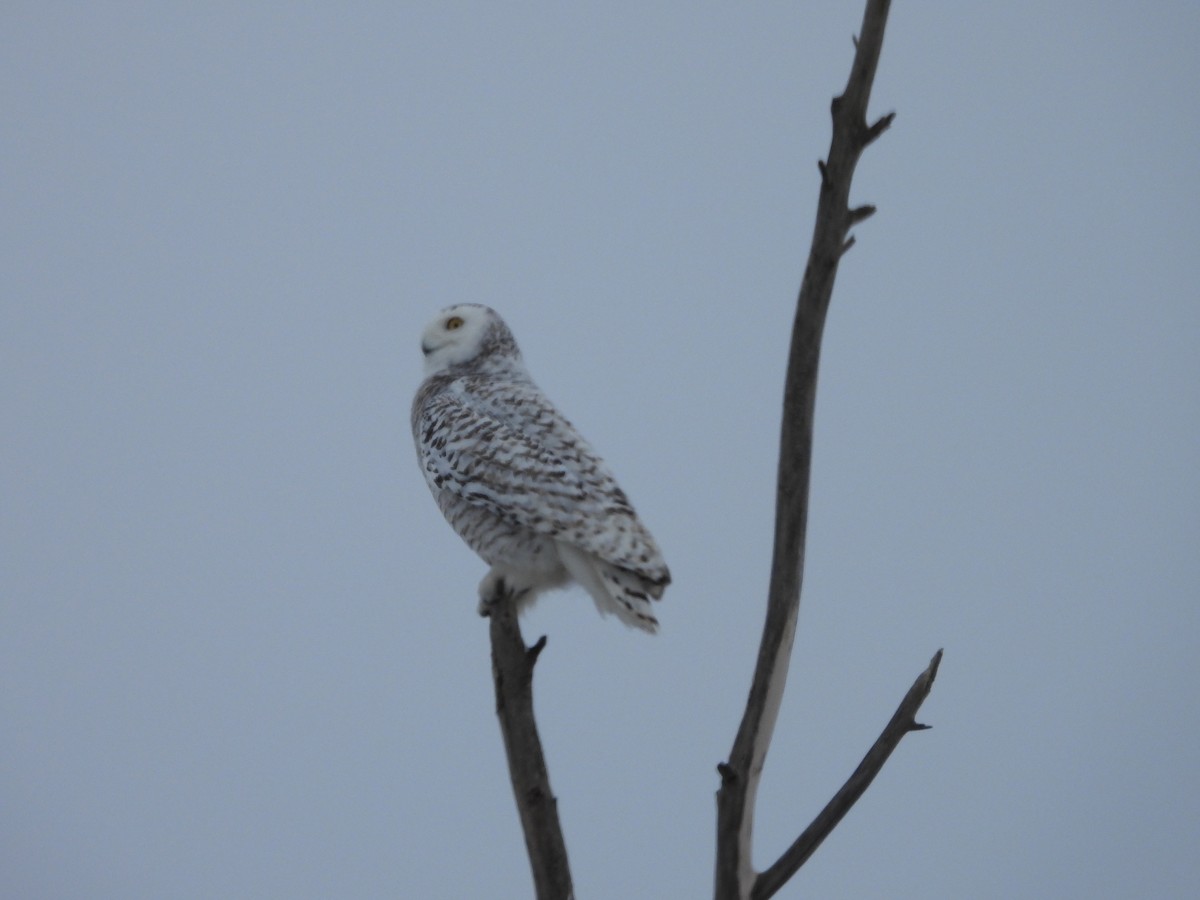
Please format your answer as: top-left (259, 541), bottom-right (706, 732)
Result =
top-left (3, 3), bottom-right (1197, 898)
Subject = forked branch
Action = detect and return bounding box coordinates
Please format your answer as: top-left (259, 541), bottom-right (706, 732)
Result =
top-left (751, 650), bottom-right (943, 900)
top-left (714, 2), bottom-right (938, 898)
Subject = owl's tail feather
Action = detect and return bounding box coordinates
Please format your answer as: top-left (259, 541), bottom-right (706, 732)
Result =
top-left (557, 543), bottom-right (661, 634)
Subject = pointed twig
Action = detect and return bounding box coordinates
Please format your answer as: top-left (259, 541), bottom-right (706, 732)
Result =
top-left (865, 111), bottom-right (896, 145)
top-left (848, 204), bottom-right (877, 226)
top-left (527, 634), bottom-right (548, 665)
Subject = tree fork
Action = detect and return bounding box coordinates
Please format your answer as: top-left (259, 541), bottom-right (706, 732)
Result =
top-left (714, 1), bottom-right (940, 897)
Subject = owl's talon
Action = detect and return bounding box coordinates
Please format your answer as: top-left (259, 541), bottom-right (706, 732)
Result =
top-left (478, 570), bottom-right (508, 614)
top-left (477, 592), bottom-right (499, 617)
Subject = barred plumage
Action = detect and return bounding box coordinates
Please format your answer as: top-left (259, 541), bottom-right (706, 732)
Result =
top-left (411, 304), bottom-right (669, 632)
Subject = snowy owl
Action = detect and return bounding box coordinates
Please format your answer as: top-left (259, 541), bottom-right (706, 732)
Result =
top-left (411, 304), bottom-right (670, 633)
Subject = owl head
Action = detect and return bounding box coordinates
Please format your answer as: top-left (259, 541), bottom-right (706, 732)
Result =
top-left (420, 304), bottom-right (522, 375)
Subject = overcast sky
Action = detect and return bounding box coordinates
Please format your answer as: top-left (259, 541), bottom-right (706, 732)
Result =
top-left (3, 3), bottom-right (1198, 898)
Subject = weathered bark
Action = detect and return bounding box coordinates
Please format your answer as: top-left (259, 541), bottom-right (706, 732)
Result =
top-left (486, 590), bottom-right (573, 900)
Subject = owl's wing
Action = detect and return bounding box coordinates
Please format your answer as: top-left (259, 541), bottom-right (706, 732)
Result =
top-left (415, 388), bottom-right (667, 581)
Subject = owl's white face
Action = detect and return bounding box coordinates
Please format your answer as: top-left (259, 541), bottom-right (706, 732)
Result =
top-left (420, 305), bottom-right (490, 374)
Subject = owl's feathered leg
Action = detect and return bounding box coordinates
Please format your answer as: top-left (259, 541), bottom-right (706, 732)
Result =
top-left (477, 564), bottom-right (569, 617)
top-left (477, 568), bottom-right (524, 617)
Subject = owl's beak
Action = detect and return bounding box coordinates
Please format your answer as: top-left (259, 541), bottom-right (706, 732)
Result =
top-left (421, 340), bottom-right (435, 356)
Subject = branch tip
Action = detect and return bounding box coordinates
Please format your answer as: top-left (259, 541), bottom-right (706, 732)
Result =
top-left (924, 649), bottom-right (944, 682)
top-left (865, 112), bottom-right (896, 145)
top-left (527, 634), bottom-right (548, 665)
top-left (848, 204), bottom-right (876, 225)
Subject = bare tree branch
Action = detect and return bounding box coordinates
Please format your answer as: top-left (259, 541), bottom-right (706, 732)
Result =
top-left (713, 2), bottom-right (924, 897)
top-left (486, 588), bottom-right (574, 900)
top-left (752, 650), bottom-right (943, 900)
top-left (475, 5), bottom-right (932, 899)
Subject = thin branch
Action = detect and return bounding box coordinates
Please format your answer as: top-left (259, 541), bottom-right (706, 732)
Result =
top-left (752, 650), bottom-right (944, 900)
top-left (486, 587), bottom-right (574, 900)
top-left (713, 1), bottom-right (902, 897)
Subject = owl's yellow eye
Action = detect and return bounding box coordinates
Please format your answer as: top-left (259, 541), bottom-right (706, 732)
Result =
top-left (445, 315), bottom-right (464, 330)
